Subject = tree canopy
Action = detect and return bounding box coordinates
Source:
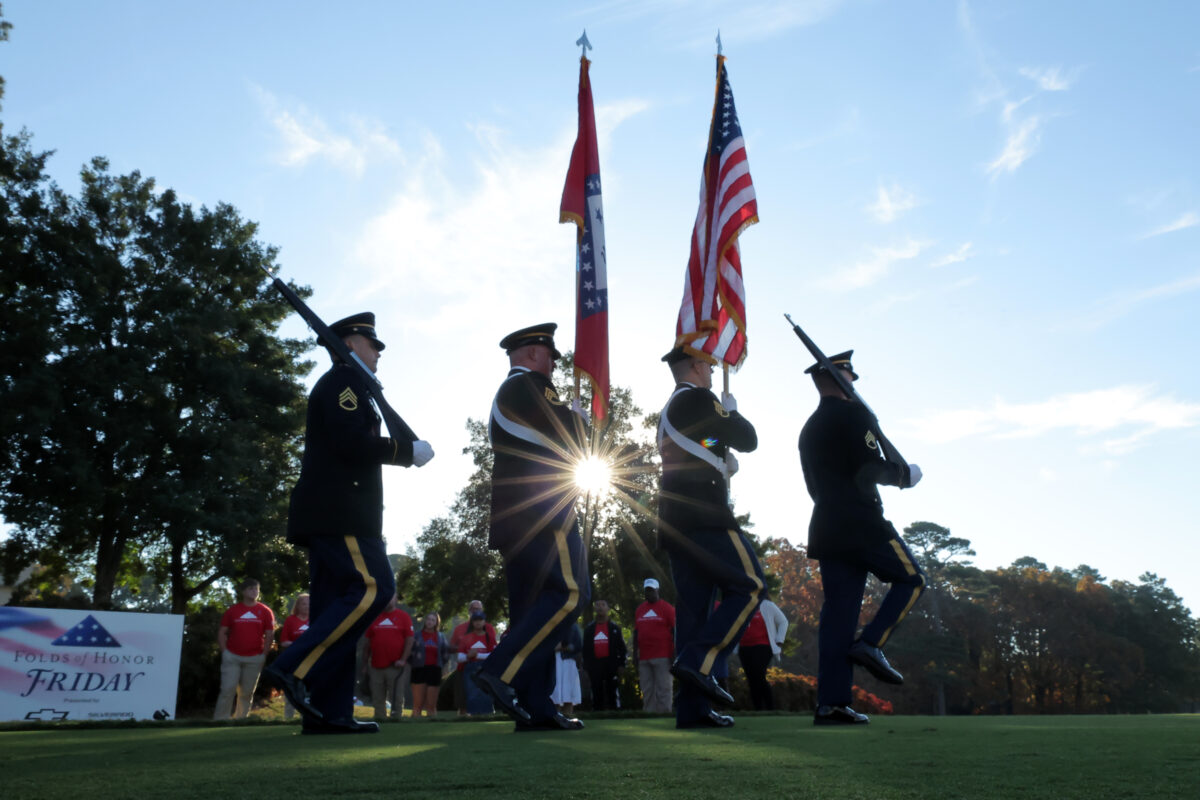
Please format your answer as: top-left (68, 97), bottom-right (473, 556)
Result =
top-left (0, 133), bottom-right (313, 612)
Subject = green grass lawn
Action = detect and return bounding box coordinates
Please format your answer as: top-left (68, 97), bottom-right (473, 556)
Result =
top-left (3, 714), bottom-right (1198, 799)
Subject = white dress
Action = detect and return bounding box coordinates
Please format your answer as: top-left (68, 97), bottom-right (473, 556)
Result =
top-left (550, 652), bottom-right (581, 705)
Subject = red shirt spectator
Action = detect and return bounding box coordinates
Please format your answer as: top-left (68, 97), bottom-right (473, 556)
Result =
top-left (461, 627), bottom-right (496, 661)
top-left (366, 608), bottom-right (414, 668)
top-left (280, 614), bottom-right (309, 645)
top-left (634, 599), bottom-right (675, 660)
top-left (220, 602), bottom-right (275, 657)
top-left (739, 608), bottom-right (769, 647)
top-left (592, 620), bottom-right (612, 659)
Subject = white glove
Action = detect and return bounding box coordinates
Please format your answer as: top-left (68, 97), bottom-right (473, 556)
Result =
top-left (725, 451), bottom-right (740, 476)
top-left (570, 397), bottom-right (591, 425)
top-left (906, 463), bottom-right (922, 488)
top-left (412, 440), bottom-right (435, 467)
top-left (721, 392), bottom-right (737, 413)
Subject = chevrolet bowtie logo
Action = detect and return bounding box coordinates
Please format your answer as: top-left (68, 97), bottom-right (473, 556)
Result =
top-left (25, 708), bottom-right (69, 721)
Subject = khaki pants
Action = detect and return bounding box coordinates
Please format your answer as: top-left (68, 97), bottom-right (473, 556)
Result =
top-left (369, 663), bottom-right (410, 719)
top-left (213, 650), bottom-right (266, 720)
top-left (638, 657), bottom-right (673, 713)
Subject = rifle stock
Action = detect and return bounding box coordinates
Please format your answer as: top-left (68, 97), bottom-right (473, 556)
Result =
top-left (266, 270), bottom-right (418, 443)
top-left (783, 313), bottom-right (909, 479)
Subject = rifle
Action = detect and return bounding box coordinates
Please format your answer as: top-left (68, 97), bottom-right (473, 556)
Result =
top-left (783, 313), bottom-right (910, 483)
top-left (263, 267), bottom-right (418, 443)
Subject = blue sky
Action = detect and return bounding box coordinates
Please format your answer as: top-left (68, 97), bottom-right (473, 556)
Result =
top-left (4, 1), bottom-right (1199, 612)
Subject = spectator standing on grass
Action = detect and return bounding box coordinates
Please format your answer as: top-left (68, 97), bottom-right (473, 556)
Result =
top-left (582, 599), bottom-right (627, 711)
top-left (213, 578), bottom-right (275, 720)
top-left (737, 590), bottom-right (788, 710)
top-left (460, 611), bottom-right (497, 715)
top-left (551, 622), bottom-right (583, 717)
top-left (277, 593), bottom-right (310, 719)
top-left (364, 593), bottom-right (414, 720)
top-left (409, 612), bottom-right (450, 718)
top-left (450, 599), bottom-right (497, 717)
top-left (633, 578), bottom-right (675, 713)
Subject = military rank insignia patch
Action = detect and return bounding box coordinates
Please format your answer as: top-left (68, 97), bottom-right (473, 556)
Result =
top-left (714, 400), bottom-right (730, 418)
top-left (339, 387), bottom-right (359, 411)
top-left (864, 430), bottom-right (878, 450)
top-left (545, 387), bottom-right (566, 406)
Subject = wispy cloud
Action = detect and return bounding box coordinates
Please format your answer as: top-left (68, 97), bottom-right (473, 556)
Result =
top-left (349, 101), bottom-right (649, 328)
top-left (905, 385), bottom-right (1200, 454)
top-left (1019, 66), bottom-right (1082, 91)
top-left (959, 4), bottom-right (1079, 180)
top-left (253, 86), bottom-right (402, 175)
top-left (986, 116), bottom-right (1042, 177)
top-left (866, 182), bottom-right (918, 223)
top-left (1062, 271), bottom-right (1200, 330)
top-left (1140, 211), bottom-right (1200, 239)
top-left (820, 238), bottom-right (930, 291)
top-left (931, 242), bottom-right (973, 268)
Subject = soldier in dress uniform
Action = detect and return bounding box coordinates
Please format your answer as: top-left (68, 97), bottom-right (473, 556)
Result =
top-left (266, 312), bottom-right (435, 734)
top-left (656, 346), bottom-right (765, 729)
top-left (798, 350), bottom-right (925, 726)
top-left (472, 323), bottom-right (591, 732)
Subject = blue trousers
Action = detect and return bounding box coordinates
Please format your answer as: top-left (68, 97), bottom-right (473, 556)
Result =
top-left (271, 535), bottom-right (394, 721)
top-left (668, 526), bottom-right (765, 726)
top-left (483, 522), bottom-right (589, 724)
top-left (817, 535), bottom-right (925, 707)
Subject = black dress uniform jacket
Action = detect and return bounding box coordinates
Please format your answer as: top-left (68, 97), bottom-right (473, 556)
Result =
top-left (488, 367), bottom-right (585, 551)
top-left (657, 383), bottom-right (758, 537)
top-left (799, 396), bottom-right (906, 559)
top-left (287, 363), bottom-right (414, 544)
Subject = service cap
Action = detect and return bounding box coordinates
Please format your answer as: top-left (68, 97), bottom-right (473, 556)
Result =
top-left (805, 350), bottom-right (857, 380)
top-left (329, 312), bottom-right (385, 351)
top-left (660, 346), bottom-right (691, 365)
top-left (500, 323), bottom-right (562, 359)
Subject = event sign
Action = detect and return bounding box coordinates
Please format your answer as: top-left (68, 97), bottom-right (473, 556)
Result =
top-left (0, 607), bottom-right (184, 722)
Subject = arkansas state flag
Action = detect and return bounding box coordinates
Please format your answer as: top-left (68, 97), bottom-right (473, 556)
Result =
top-left (560, 55), bottom-right (610, 423)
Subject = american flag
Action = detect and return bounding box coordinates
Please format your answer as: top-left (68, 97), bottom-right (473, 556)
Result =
top-left (675, 55), bottom-right (758, 369)
top-left (560, 55), bottom-right (610, 423)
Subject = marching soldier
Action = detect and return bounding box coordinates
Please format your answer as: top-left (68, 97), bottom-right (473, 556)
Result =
top-left (472, 323), bottom-right (591, 731)
top-left (799, 350), bottom-right (924, 726)
top-left (267, 312), bottom-right (434, 734)
top-left (657, 347), bottom-right (765, 729)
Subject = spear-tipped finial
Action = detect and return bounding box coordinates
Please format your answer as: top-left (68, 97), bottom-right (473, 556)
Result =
top-left (577, 30), bottom-right (592, 59)
top-left (716, 30), bottom-right (722, 56)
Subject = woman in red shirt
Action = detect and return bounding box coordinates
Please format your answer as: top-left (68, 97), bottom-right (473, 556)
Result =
top-left (459, 612), bottom-right (496, 715)
top-left (409, 612), bottom-right (449, 718)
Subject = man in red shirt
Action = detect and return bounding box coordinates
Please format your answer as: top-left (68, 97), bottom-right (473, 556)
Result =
top-left (213, 578), bottom-right (275, 720)
top-left (582, 599), bottom-right (627, 711)
top-left (364, 593), bottom-right (414, 720)
top-left (632, 578), bottom-right (675, 713)
top-left (449, 599), bottom-right (498, 717)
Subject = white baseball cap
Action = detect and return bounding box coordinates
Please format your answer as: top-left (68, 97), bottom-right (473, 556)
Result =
top-left (643, 578), bottom-right (660, 589)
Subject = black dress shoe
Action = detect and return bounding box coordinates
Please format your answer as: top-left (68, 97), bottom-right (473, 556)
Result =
top-left (670, 662), bottom-right (735, 708)
top-left (848, 640), bottom-right (904, 685)
top-left (264, 665), bottom-right (323, 721)
top-left (471, 670), bottom-right (532, 722)
top-left (677, 710), bottom-right (735, 729)
top-left (301, 717), bottom-right (380, 735)
top-left (813, 705), bottom-right (870, 726)
top-left (514, 712), bottom-right (585, 733)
